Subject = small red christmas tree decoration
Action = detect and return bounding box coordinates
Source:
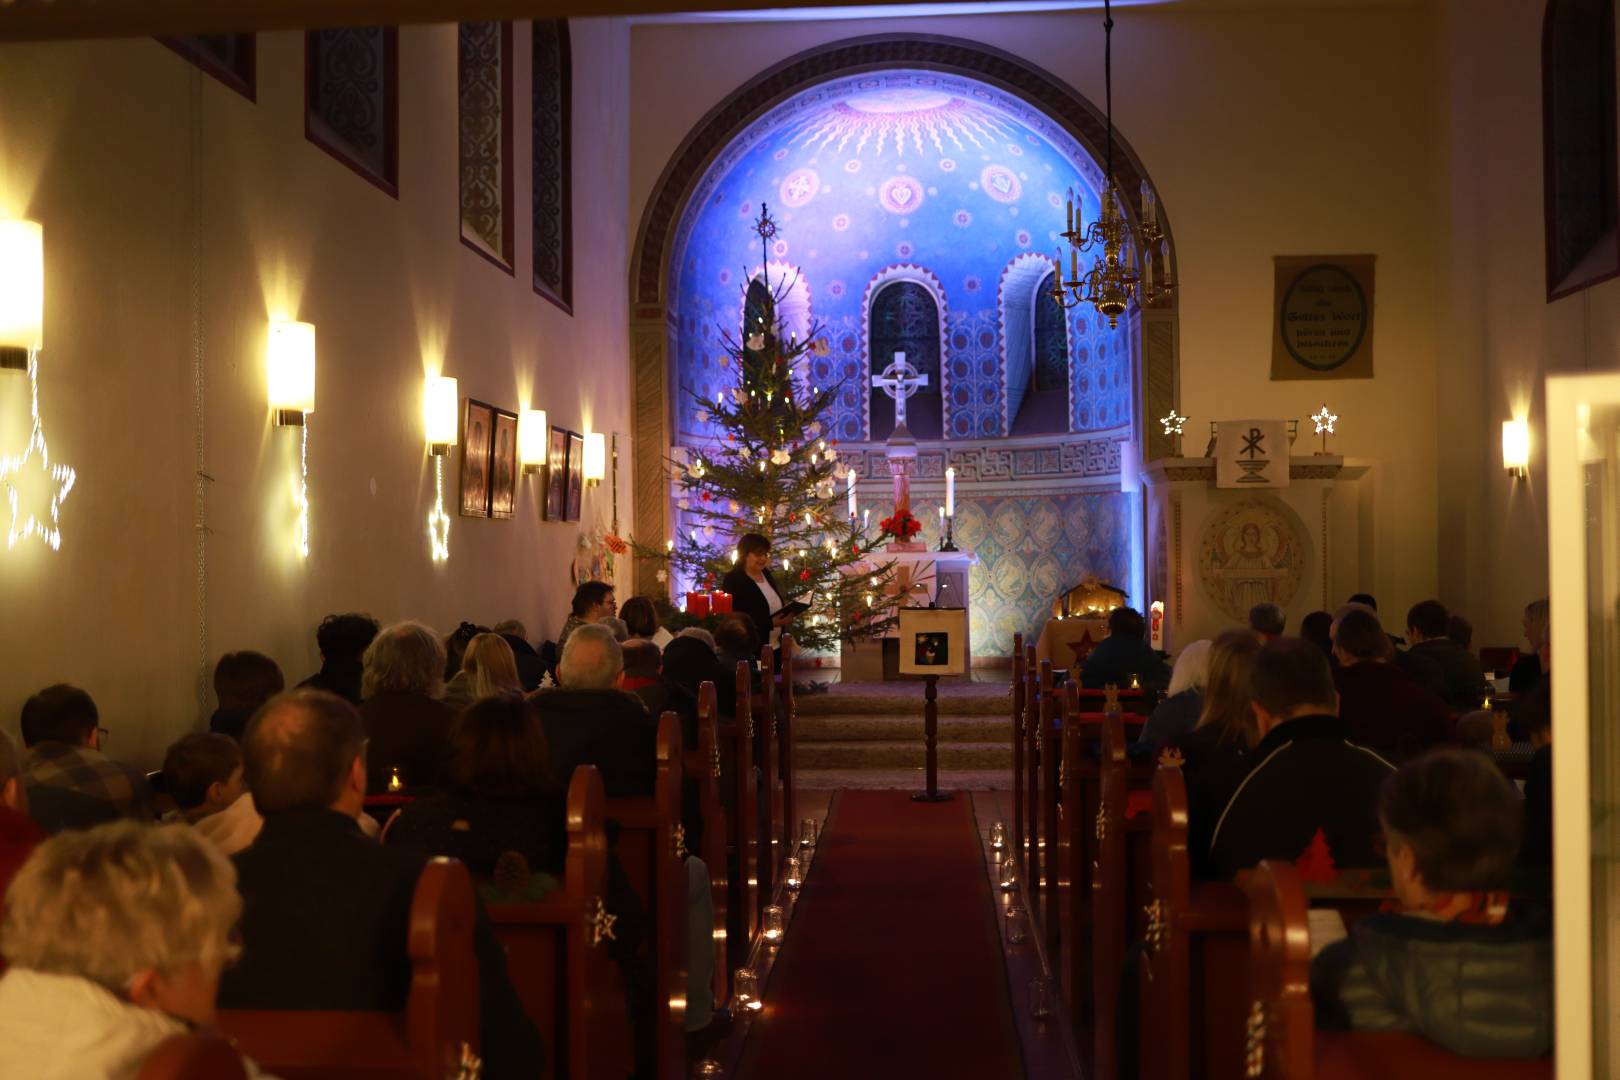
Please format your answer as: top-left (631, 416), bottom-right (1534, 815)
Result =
top-left (1295, 827), bottom-right (1337, 884)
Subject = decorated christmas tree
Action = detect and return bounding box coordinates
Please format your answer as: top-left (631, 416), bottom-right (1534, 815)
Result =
top-left (645, 206), bottom-right (899, 652)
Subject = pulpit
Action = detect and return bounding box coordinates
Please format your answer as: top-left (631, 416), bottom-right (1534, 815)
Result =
top-left (1141, 451), bottom-right (1370, 652)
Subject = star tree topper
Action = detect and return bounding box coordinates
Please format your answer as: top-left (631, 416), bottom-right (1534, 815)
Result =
top-left (2, 353), bottom-right (76, 551)
top-left (1311, 403), bottom-right (1338, 455)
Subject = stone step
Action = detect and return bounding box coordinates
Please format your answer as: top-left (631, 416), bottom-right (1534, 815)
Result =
top-left (794, 688), bottom-right (1012, 717)
top-left (793, 713), bottom-right (1009, 743)
top-left (795, 768), bottom-right (1013, 791)
top-left (794, 739), bottom-right (1011, 771)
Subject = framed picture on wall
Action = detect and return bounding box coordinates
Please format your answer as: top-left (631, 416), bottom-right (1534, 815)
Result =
top-left (897, 607), bottom-right (969, 676)
top-left (489, 407), bottom-right (519, 519)
top-left (544, 426), bottom-right (569, 521)
top-left (566, 430), bottom-right (585, 522)
top-left (459, 398), bottom-right (495, 518)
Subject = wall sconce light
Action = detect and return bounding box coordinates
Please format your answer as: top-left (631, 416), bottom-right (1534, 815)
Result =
top-left (1502, 418), bottom-right (1530, 479)
top-left (584, 431), bottom-right (606, 485)
top-left (425, 376), bottom-right (459, 456)
top-left (266, 321), bottom-right (316, 426)
top-left (0, 219), bottom-right (43, 372)
top-left (519, 409), bottom-right (547, 474)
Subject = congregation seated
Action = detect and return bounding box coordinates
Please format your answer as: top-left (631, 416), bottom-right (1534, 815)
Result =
top-left (297, 611), bottom-right (378, 705)
top-left (714, 613), bottom-right (760, 678)
top-left (662, 633), bottom-right (736, 724)
top-left (161, 732), bottom-right (260, 856)
top-left (385, 694), bottom-right (566, 899)
top-left (220, 689), bottom-right (542, 1075)
top-left (676, 625), bottom-right (717, 649)
top-left (20, 684), bottom-right (151, 829)
top-left (443, 631), bottom-right (522, 711)
top-left (1300, 609), bottom-right (1334, 658)
top-left (358, 621), bottom-right (453, 794)
top-left (492, 618), bottom-right (547, 691)
top-left (1137, 637), bottom-right (1209, 747)
top-left (1311, 748), bottom-right (1552, 1058)
top-left (1081, 606), bottom-right (1171, 691)
top-left (1448, 612), bottom-right (1474, 651)
top-left (1518, 649), bottom-right (1552, 867)
top-left (619, 595), bottom-right (668, 648)
top-left (559, 580), bottom-right (616, 653)
top-left (0, 732), bottom-right (44, 897)
top-left (1402, 599), bottom-right (1488, 710)
top-left (1207, 638), bottom-right (1395, 879)
top-left (207, 652), bottom-right (284, 742)
top-left (0, 822), bottom-right (268, 1078)
top-left (530, 623), bottom-right (656, 798)
top-left (1510, 597), bottom-right (1548, 694)
top-left (597, 616), bottom-right (630, 643)
top-left (1249, 601), bottom-right (1287, 641)
top-left (1332, 606), bottom-right (1451, 760)
top-left (441, 620), bottom-right (490, 692)
top-left (1163, 629), bottom-right (1261, 878)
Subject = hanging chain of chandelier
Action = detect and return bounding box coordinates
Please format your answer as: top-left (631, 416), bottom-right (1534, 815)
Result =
top-left (1054, 0), bottom-right (1176, 329)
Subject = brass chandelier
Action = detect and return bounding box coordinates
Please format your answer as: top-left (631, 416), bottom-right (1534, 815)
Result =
top-left (1054, 0), bottom-right (1175, 328)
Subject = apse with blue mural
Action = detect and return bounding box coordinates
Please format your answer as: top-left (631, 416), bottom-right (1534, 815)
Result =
top-left (666, 69), bottom-right (1140, 656)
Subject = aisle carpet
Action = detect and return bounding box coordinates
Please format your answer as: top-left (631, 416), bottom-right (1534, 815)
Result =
top-left (735, 790), bottom-right (1023, 1079)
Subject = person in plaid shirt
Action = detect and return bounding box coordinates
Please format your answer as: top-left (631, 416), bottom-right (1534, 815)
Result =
top-left (20, 685), bottom-right (151, 828)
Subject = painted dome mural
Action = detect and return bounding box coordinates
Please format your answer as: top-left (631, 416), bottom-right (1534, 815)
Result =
top-left (670, 70), bottom-right (1134, 444)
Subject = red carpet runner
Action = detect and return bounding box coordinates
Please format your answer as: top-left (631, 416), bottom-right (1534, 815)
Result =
top-left (736, 791), bottom-right (1024, 1079)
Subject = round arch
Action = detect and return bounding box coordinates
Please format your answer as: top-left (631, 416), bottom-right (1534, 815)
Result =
top-left (628, 33), bottom-right (1181, 589)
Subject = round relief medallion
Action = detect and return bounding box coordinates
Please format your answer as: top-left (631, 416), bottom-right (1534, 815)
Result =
top-left (878, 176), bottom-right (925, 214)
top-left (980, 165), bottom-right (1022, 203)
top-left (1195, 498), bottom-right (1310, 622)
top-left (779, 168), bottom-right (821, 208)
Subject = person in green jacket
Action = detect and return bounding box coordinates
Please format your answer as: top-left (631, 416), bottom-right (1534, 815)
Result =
top-left (1310, 747), bottom-right (1552, 1058)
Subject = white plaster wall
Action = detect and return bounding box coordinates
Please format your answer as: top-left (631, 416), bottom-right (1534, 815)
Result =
top-left (0, 19), bottom-right (633, 768)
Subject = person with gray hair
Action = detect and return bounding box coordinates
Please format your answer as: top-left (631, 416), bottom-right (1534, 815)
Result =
top-left (0, 731), bottom-right (43, 899)
top-left (532, 623), bottom-right (654, 797)
top-left (596, 616), bottom-right (630, 643)
top-left (222, 690), bottom-right (542, 1075)
top-left (358, 621), bottom-right (454, 793)
top-left (0, 821), bottom-right (268, 1077)
top-left (676, 626), bottom-right (717, 649)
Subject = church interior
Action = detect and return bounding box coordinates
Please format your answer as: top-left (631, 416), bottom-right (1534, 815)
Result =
top-left (0, 0), bottom-right (1610, 1077)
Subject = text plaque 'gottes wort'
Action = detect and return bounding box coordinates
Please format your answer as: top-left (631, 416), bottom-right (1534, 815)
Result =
top-left (1270, 255), bottom-right (1375, 380)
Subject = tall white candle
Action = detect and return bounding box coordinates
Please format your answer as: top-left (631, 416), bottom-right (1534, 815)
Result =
top-left (945, 466), bottom-right (955, 517)
top-left (846, 470), bottom-right (857, 518)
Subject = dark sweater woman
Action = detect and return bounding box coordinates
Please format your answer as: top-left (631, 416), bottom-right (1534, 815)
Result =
top-left (720, 532), bottom-right (790, 652)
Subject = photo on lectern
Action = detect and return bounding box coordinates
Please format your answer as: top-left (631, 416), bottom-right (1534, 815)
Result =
top-left (897, 607), bottom-right (968, 676)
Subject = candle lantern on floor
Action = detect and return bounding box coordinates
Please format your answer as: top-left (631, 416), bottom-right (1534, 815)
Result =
top-left (1029, 977), bottom-right (1055, 1021)
top-left (998, 855), bottom-right (1017, 891)
top-left (387, 766), bottom-right (404, 793)
top-left (799, 818), bottom-right (818, 850)
top-left (1005, 905), bottom-right (1028, 944)
top-left (763, 905), bottom-right (784, 943)
top-left (783, 856), bottom-right (803, 891)
top-left (989, 821), bottom-right (1007, 852)
top-left (733, 968), bottom-right (763, 1013)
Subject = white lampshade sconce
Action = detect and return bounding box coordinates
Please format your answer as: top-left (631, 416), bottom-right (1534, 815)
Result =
top-left (519, 409), bottom-right (547, 474)
top-left (424, 375), bottom-right (458, 561)
top-left (1502, 419), bottom-right (1530, 479)
top-left (584, 431), bottom-right (606, 486)
top-left (265, 321), bottom-right (315, 558)
top-left (0, 219), bottom-right (43, 372)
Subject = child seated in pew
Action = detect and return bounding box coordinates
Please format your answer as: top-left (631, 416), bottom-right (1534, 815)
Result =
top-left (1310, 748), bottom-right (1552, 1058)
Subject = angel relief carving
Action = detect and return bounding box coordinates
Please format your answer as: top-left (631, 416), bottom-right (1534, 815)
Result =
top-left (1196, 500), bottom-right (1306, 621)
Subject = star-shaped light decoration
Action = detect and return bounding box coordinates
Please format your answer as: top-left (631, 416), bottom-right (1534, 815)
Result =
top-left (427, 457), bottom-right (451, 561)
top-left (1311, 403), bottom-right (1338, 455)
top-left (589, 896), bottom-right (618, 946)
top-left (1159, 408), bottom-right (1187, 455)
top-left (2, 353), bottom-right (76, 551)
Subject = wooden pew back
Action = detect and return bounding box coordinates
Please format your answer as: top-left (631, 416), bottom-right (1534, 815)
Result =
top-left (754, 643), bottom-right (780, 901)
top-left (720, 662), bottom-right (759, 966)
top-left (138, 1032), bottom-right (249, 1080)
top-left (1012, 632), bottom-right (1027, 877)
top-left (778, 634), bottom-right (797, 856)
top-left (218, 858), bottom-right (479, 1080)
top-left (684, 681), bottom-right (729, 1009)
top-left (1088, 708), bottom-right (1128, 1077)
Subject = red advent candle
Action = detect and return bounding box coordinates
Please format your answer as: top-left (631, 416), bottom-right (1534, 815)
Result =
top-left (686, 591), bottom-right (711, 617)
top-left (712, 592), bottom-right (733, 614)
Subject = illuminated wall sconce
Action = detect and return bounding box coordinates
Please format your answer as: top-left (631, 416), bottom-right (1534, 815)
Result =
top-left (0, 219), bottom-right (43, 372)
top-left (266, 321), bottom-right (316, 426)
top-left (1502, 419), bottom-right (1530, 479)
top-left (584, 431), bottom-right (606, 486)
top-left (519, 409), bottom-right (548, 474)
top-left (424, 375), bottom-right (458, 561)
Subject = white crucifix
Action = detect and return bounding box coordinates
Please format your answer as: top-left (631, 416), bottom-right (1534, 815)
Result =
top-left (872, 352), bottom-right (929, 431)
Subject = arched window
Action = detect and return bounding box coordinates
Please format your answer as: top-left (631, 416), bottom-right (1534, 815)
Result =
top-left (1001, 256), bottom-right (1070, 436)
top-left (868, 281), bottom-right (944, 440)
top-left (1033, 272), bottom-right (1068, 394)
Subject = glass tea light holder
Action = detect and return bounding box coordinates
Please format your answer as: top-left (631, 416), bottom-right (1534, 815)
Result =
top-left (783, 856), bottom-right (803, 892)
top-left (762, 905), bottom-right (785, 943)
top-left (989, 821), bottom-right (1007, 852)
top-left (998, 855), bottom-right (1018, 891)
top-left (1029, 976), bottom-right (1056, 1021)
top-left (799, 817), bottom-right (819, 850)
top-left (386, 766), bottom-right (405, 793)
top-left (733, 968), bottom-right (763, 1013)
top-left (1004, 905), bottom-right (1029, 944)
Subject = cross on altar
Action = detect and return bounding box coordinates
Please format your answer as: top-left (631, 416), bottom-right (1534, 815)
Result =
top-left (872, 352), bottom-right (929, 432)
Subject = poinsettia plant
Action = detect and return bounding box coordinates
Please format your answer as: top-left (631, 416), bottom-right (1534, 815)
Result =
top-left (878, 510), bottom-right (923, 542)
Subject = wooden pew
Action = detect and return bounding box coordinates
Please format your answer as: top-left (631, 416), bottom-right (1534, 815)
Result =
top-left (487, 765), bottom-right (634, 1080)
top-left (754, 642), bottom-right (780, 904)
top-left (1137, 763), bottom-right (1250, 1080)
top-left (138, 1032), bottom-right (249, 1080)
top-left (777, 633), bottom-right (797, 854)
top-left (683, 680), bottom-right (729, 1010)
top-left (218, 858), bottom-right (480, 1079)
top-left (1023, 648), bottom-right (1044, 894)
top-left (719, 661), bottom-right (760, 971)
top-left (1011, 632), bottom-right (1027, 881)
top-left (1041, 661), bottom-right (1061, 954)
top-left (604, 712), bottom-right (687, 1080)
top-left (1242, 859), bottom-right (1553, 1080)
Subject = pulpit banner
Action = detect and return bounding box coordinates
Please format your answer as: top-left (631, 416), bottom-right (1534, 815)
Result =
top-left (1214, 420), bottom-right (1290, 489)
top-left (1271, 255), bottom-right (1375, 380)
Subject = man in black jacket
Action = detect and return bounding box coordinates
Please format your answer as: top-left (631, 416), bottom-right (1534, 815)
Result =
top-left (1080, 607), bottom-right (1171, 691)
top-left (1402, 599), bottom-right (1487, 710)
top-left (296, 612), bottom-right (378, 705)
top-left (220, 690), bottom-right (542, 1077)
top-left (1207, 638), bottom-right (1394, 879)
top-left (531, 623), bottom-right (657, 797)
